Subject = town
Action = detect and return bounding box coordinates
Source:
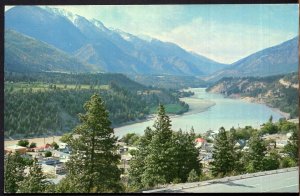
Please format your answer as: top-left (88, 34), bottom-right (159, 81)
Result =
top-left (4, 117), bottom-right (297, 189)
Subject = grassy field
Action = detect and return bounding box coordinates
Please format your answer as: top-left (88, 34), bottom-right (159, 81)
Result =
top-left (5, 82), bottom-right (109, 92)
top-left (150, 103), bottom-right (185, 114)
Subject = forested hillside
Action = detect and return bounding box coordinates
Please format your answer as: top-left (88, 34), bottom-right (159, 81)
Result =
top-left (4, 72), bottom-right (189, 139)
top-left (207, 72), bottom-right (298, 118)
top-left (206, 37), bottom-right (298, 82)
top-left (5, 30), bottom-right (92, 73)
top-left (127, 74), bottom-right (207, 90)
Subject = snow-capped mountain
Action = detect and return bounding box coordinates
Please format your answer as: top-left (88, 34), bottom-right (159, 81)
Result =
top-left (5, 6), bottom-right (228, 75)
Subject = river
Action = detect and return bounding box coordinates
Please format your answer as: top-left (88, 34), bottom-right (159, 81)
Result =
top-left (114, 88), bottom-right (284, 137)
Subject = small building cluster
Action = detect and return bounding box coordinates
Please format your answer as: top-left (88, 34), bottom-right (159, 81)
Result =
top-left (5, 142), bottom-right (71, 184)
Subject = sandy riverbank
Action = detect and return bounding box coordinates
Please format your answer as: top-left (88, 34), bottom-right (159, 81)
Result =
top-left (238, 96), bottom-right (290, 119)
top-left (179, 97), bottom-right (216, 115)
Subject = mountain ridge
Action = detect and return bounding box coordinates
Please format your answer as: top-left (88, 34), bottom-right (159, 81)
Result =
top-left (205, 36), bottom-right (298, 82)
top-left (4, 29), bottom-right (95, 73)
top-left (5, 6), bottom-right (227, 76)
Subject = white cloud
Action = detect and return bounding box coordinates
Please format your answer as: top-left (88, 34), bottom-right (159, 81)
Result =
top-left (153, 17), bottom-right (297, 64)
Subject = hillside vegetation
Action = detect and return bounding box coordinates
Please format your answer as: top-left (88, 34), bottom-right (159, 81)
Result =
top-left (127, 74), bottom-right (207, 90)
top-left (5, 30), bottom-right (93, 73)
top-left (4, 72), bottom-right (189, 139)
top-left (207, 72), bottom-right (298, 118)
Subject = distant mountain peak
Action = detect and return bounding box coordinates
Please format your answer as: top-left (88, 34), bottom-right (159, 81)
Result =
top-left (90, 19), bottom-right (109, 32)
top-left (40, 6), bottom-right (79, 24)
top-left (137, 34), bottom-right (153, 42)
top-left (109, 28), bottom-right (140, 42)
top-left (206, 36), bottom-right (298, 82)
top-left (5, 5), bottom-right (228, 76)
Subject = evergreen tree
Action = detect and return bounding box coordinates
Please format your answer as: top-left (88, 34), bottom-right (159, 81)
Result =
top-left (263, 150), bottom-right (281, 171)
top-left (18, 158), bottom-right (51, 193)
top-left (284, 128), bottom-right (298, 163)
top-left (63, 94), bottom-right (123, 193)
top-left (228, 127), bottom-right (244, 174)
top-left (244, 132), bottom-right (267, 173)
top-left (128, 127), bottom-right (154, 190)
top-left (171, 129), bottom-right (201, 183)
top-left (129, 105), bottom-right (201, 189)
top-left (269, 115), bottom-right (273, 123)
top-left (4, 152), bottom-right (28, 193)
top-left (141, 105), bottom-right (173, 187)
top-left (210, 127), bottom-right (235, 177)
top-left (187, 169), bottom-right (199, 182)
top-left (59, 133), bottom-right (72, 143)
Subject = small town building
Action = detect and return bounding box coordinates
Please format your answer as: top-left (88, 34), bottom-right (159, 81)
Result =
top-left (32, 144), bottom-right (52, 152)
top-left (118, 146), bottom-right (129, 154)
top-left (52, 150), bottom-right (70, 162)
top-left (5, 145), bottom-right (27, 154)
top-left (59, 143), bottom-right (69, 150)
top-left (195, 138), bottom-right (207, 148)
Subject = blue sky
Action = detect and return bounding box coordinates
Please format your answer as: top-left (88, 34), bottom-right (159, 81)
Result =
top-left (5, 4), bottom-right (299, 64)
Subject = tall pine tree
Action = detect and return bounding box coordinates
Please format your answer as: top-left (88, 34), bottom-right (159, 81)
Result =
top-left (62, 94), bottom-right (122, 193)
top-left (171, 129), bottom-right (201, 183)
top-left (141, 105), bottom-right (174, 187)
top-left (18, 158), bottom-right (51, 193)
top-left (210, 127), bottom-right (235, 177)
top-left (129, 105), bottom-right (201, 189)
top-left (244, 132), bottom-right (267, 173)
top-left (228, 127), bottom-right (244, 175)
top-left (284, 128), bottom-right (298, 163)
top-left (4, 152), bottom-right (27, 193)
top-left (128, 127), bottom-right (154, 190)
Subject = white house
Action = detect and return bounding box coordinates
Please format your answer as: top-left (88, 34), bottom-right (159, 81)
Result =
top-left (59, 143), bottom-right (68, 149)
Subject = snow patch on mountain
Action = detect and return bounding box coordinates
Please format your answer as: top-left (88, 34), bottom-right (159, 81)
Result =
top-left (40, 6), bottom-right (79, 25)
top-left (90, 19), bottom-right (109, 32)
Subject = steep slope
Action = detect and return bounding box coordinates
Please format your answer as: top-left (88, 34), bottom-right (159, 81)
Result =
top-left (206, 72), bottom-right (299, 118)
top-left (207, 37), bottom-right (298, 82)
top-left (5, 6), bottom-right (227, 76)
top-left (4, 29), bottom-right (94, 73)
top-left (5, 6), bottom-right (87, 53)
top-left (108, 30), bottom-right (228, 75)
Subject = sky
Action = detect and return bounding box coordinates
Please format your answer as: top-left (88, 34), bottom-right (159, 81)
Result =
top-left (5, 4), bottom-right (299, 64)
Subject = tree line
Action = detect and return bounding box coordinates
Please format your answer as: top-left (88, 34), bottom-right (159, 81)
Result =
top-left (4, 76), bottom-right (188, 138)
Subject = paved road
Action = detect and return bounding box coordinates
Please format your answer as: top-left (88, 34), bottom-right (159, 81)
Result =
top-left (180, 170), bottom-right (299, 193)
top-left (144, 168), bottom-right (299, 193)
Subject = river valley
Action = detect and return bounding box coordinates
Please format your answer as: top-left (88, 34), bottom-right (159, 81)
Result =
top-left (115, 88), bottom-right (284, 137)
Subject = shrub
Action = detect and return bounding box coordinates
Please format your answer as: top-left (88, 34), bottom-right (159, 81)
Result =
top-left (29, 142), bottom-right (37, 148)
top-left (17, 140), bottom-right (29, 147)
top-left (44, 151), bottom-right (52, 157)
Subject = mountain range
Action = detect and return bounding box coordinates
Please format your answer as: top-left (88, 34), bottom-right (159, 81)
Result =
top-left (5, 6), bottom-right (227, 76)
top-left (5, 6), bottom-right (298, 80)
top-left (205, 37), bottom-right (298, 82)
